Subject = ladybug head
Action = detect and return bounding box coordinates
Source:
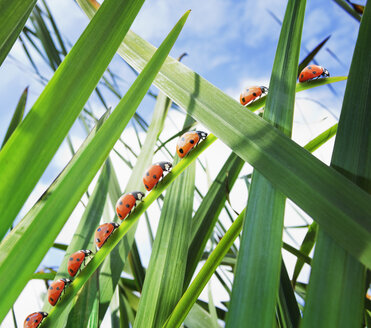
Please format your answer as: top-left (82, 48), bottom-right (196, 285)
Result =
top-left (322, 68), bottom-right (330, 77)
top-left (157, 161), bottom-right (172, 172)
top-left (61, 278), bottom-right (72, 285)
top-left (111, 222), bottom-right (120, 229)
top-left (40, 312), bottom-right (48, 318)
top-left (260, 86), bottom-right (269, 94)
top-left (196, 131), bottom-right (208, 140)
top-left (131, 191), bottom-right (145, 201)
top-left (82, 249), bottom-right (93, 256)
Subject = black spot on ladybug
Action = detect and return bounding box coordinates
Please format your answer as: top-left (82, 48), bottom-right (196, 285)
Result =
top-left (253, 92), bottom-right (257, 97)
top-left (308, 66), bottom-right (312, 69)
top-left (118, 213), bottom-right (122, 218)
top-left (35, 319), bottom-right (38, 322)
top-left (181, 137), bottom-right (185, 141)
top-left (153, 175), bottom-right (157, 179)
top-left (242, 97), bottom-right (245, 102)
top-left (145, 184), bottom-right (149, 189)
top-left (96, 238), bottom-right (100, 243)
top-left (126, 204), bottom-right (130, 208)
top-left (312, 71), bottom-right (316, 74)
top-left (119, 201), bottom-right (123, 205)
top-left (70, 269), bottom-right (73, 273)
top-left (69, 257), bottom-right (73, 261)
top-left (26, 318), bottom-right (30, 321)
top-left (146, 172), bottom-right (149, 176)
top-left (179, 148), bottom-right (184, 153)
top-left (190, 139), bottom-right (195, 144)
top-left (50, 297), bottom-right (54, 302)
top-left (106, 230), bottom-right (109, 233)
top-left (97, 228), bottom-right (101, 232)
top-left (76, 258), bottom-right (80, 262)
top-left (49, 287), bottom-right (53, 290)
top-left (301, 74), bottom-right (304, 78)
top-left (56, 287), bottom-right (60, 290)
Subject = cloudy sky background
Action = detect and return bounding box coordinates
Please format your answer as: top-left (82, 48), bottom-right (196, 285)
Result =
top-left (0, 0), bottom-right (364, 326)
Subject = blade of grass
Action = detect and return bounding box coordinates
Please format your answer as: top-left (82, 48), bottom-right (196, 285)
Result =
top-left (333, 0), bottom-right (362, 21)
top-left (1, 87), bottom-right (28, 149)
top-left (226, 0), bottom-right (306, 326)
top-left (84, 2), bottom-right (371, 266)
top-left (184, 303), bottom-right (220, 328)
top-left (40, 133), bottom-right (216, 326)
top-left (184, 152), bottom-right (244, 287)
top-left (0, 0), bottom-right (146, 239)
top-left (301, 2), bottom-right (371, 326)
top-left (0, 0), bottom-right (36, 66)
top-left (292, 222), bottom-right (317, 286)
top-left (97, 90), bottom-right (173, 323)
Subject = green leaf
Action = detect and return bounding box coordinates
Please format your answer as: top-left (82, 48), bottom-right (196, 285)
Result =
top-left (292, 222), bottom-right (317, 286)
top-left (184, 151), bottom-right (244, 287)
top-left (0, 0), bottom-right (36, 66)
top-left (0, 0), bottom-right (146, 239)
top-left (0, 110), bottom-right (109, 323)
top-left (77, 3), bottom-right (371, 266)
top-left (163, 209), bottom-right (246, 328)
top-left (333, 0), bottom-right (362, 22)
top-left (301, 2), bottom-right (371, 326)
top-left (184, 303), bottom-right (220, 328)
top-left (98, 91), bottom-right (173, 323)
top-left (1, 87), bottom-right (28, 149)
top-left (226, 0), bottom-right (306, 326)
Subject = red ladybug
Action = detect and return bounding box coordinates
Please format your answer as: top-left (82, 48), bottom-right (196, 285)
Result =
top-left (240, 86), bottom-right (268, 106)
top-left (299, 65), bottom-right (329, 82)
top-left (143, 162), bottom-right (172, 191)
top-left (24, 312), bottom-right (48, 328)
top-left (95, 222), bottom-right (119, 249)
top-left (116, 191), bottom-right (145, 220)
top-left (176, 131), bottom-right (208, 158)
top-left (48, 278), bottom-right (71, 306)
top-left (67, 250), bottom-right (93, 277)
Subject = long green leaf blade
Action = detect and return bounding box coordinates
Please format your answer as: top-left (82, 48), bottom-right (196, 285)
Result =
top-left (134, 121), bottom-right (196, 327)
top-left (226, 0), bottom-right (306, 326)
top-left (301, 2), bottom-right (371, 326)
top-left (1, 87), bottom-right (28, 149)
top-left (0, 0), bottom-right (36, 66)
top-left (80, 3), bottom-right (371, 266)
top-left (0, 0), bottom-right (146, 239)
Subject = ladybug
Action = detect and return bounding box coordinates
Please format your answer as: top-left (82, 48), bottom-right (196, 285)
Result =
top-left (48, 278), bottom-right (71, 306)
top-left (240, 86), bottom-right (268, 106)
top-left (299, 65), bottom-right (329, 82)
top-left (116, 191), bottom-right (145, 220)
top-left (24, 312), bottom-right (48, 328)
top-left (95, 222), bottom-right (119, 249)
top-left (67, 250), bottom-right (93, 277)
top-left (143, 161), bottom-right (172, 191)
top-left (176, 131), bottom-right (208, 158)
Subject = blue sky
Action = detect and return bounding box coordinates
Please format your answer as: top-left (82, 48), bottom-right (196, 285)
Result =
top-left (0, 0), bottom-right (366, 325)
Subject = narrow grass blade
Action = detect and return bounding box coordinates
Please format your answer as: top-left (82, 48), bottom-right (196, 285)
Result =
top-left (1, 87), bottom-right (28, 149)
top-left (184, 152), bottom-right (244, 287)
top-left (98, 90), bottom-right (173, 323)
top-left (0, 0), bottom-right (146, 238)
top-left (39, 133), bottom-right (216, 326)
top-left (333, 0), bottom-right (362, 21)
top-left (277, 263), bottom-right (300, 328)
top-left (163, 209), bottom-right (246, 328)
top-left (85, 2), bottom-right (371, 265)
top-left (298, 35), bottom-right (330, 76)
top-left (226, 0), bottom-right (306, 327)
top-left (184, 303), bottom-right (219, 328)
top-left (301, 2), bottom-right (371, 326)
top-left (0, 0), bottom-right (36, 66)
top-left (292, 222), bottom-right (317, 286)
